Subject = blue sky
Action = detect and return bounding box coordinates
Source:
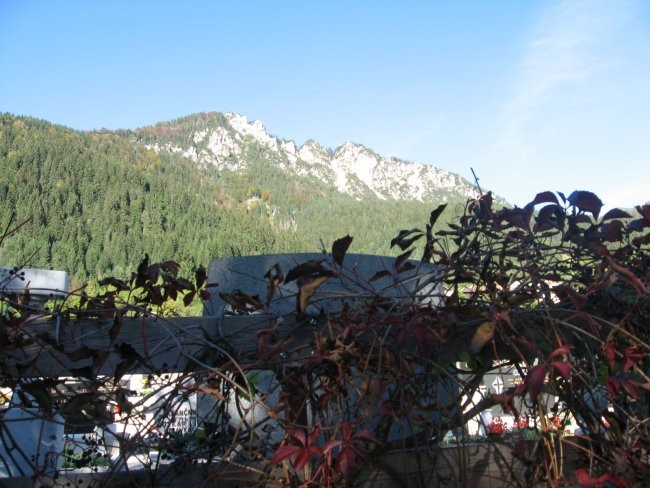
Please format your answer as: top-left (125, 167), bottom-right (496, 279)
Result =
top-left (1, 0), bottom-right (648, 208)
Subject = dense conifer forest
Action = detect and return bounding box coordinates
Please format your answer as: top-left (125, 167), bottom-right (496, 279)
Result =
top-left (0, 114), bottom-right (465, 286)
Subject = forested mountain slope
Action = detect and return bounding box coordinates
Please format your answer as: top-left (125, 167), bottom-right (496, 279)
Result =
top-left (0, 113), bottom-right (479, 284)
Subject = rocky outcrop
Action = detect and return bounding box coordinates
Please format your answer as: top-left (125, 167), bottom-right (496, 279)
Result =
top-left (141, 112), bottom-right (480, 202)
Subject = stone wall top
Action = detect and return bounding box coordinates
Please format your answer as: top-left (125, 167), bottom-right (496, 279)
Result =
top-left (204, 253), bottom-right (442, 317)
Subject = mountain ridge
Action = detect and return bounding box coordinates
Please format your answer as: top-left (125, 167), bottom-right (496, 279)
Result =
top-left (131, 112), bottom-right (482, 203)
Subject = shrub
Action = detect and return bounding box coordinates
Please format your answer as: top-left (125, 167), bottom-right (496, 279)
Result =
top-left (1, 190), bottom-right (648, 487)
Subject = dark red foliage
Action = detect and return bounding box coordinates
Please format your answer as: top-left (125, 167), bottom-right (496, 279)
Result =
top-left (271, 426), bottom-right (324, 472)
top-left (323, 422), bottom-right (379, 478)
top-left (575, 468), bottom-right (627, 488)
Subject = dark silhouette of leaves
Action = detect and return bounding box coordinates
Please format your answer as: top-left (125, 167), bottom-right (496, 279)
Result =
top-left (98, 277), bottom-right (129, 291)
top-left (390, 229), bottom-right (423, 250)
top-left (161, 260), bottom-right (180, 276)
top-left (67, 346), bottom-right (98, 362)
top-left (369, 270), bottom-right (392, 282)
top-left (108, 314), bottom-right (121, 344)
top-left (195, 265), bottom-right (207, 289)
top-left (636, 204), bottom-right (650, 222)
top-left (394, 249), bottom-right (414, 273)
top-left (568, 190), bottom-right (603, 218)
top-left (601, 208), bottom-right (632, 221)
top-left (284, 260), bottom-right (333, 284)
top-left (429, 203), bottom-right (447, 228)
top-left (534, 204), bottom-right (562, 232)
top-left (332, 235), bottom-right (353, 266)
top-left (601, 220), bottom-right (624, 242)
top-left (69, 366), bottom-right (95, 381)
top-left (114, 360), bottom-right (134, 382)
top-left (118, 342), bottom-right (144, 363)
top-left (529, 191), bottom-right (559, 207)
top-left (497, 206), bottom-right (533, 231)
top-left (183, 290), bottom-right (196, 306)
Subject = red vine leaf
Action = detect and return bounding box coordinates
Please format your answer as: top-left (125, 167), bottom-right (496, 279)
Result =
top-left (271, 426), bottom-right (323, 471)
top-left (575, 468), bottom-right (626, 488)
top-left (548, 361), bottom-right (571, 381)
top-left (621, 345), bottom-right (644, 372)
top-left (519, 364), bottom-right (547, 401)
top-left (324, 422), bottom-right (379, 479)
top-left (604, 340), bottom-right (616, 369)
top-left (549, 344), bottom-right (571, 358)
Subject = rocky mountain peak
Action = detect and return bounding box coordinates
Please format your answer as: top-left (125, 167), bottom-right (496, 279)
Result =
top-left (140, 112), bottom-right (481, 203)
top-left (297, 140), bottom-right (330, 166)
top-left (224, 113), bottom-right (276, 148)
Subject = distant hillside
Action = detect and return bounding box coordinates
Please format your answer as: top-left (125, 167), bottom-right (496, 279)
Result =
top-left (0, 112), bottom-right (483, 284)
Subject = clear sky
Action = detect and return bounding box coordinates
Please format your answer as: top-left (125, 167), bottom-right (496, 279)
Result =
top-left (1, 0), bottom-right (648, 209)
